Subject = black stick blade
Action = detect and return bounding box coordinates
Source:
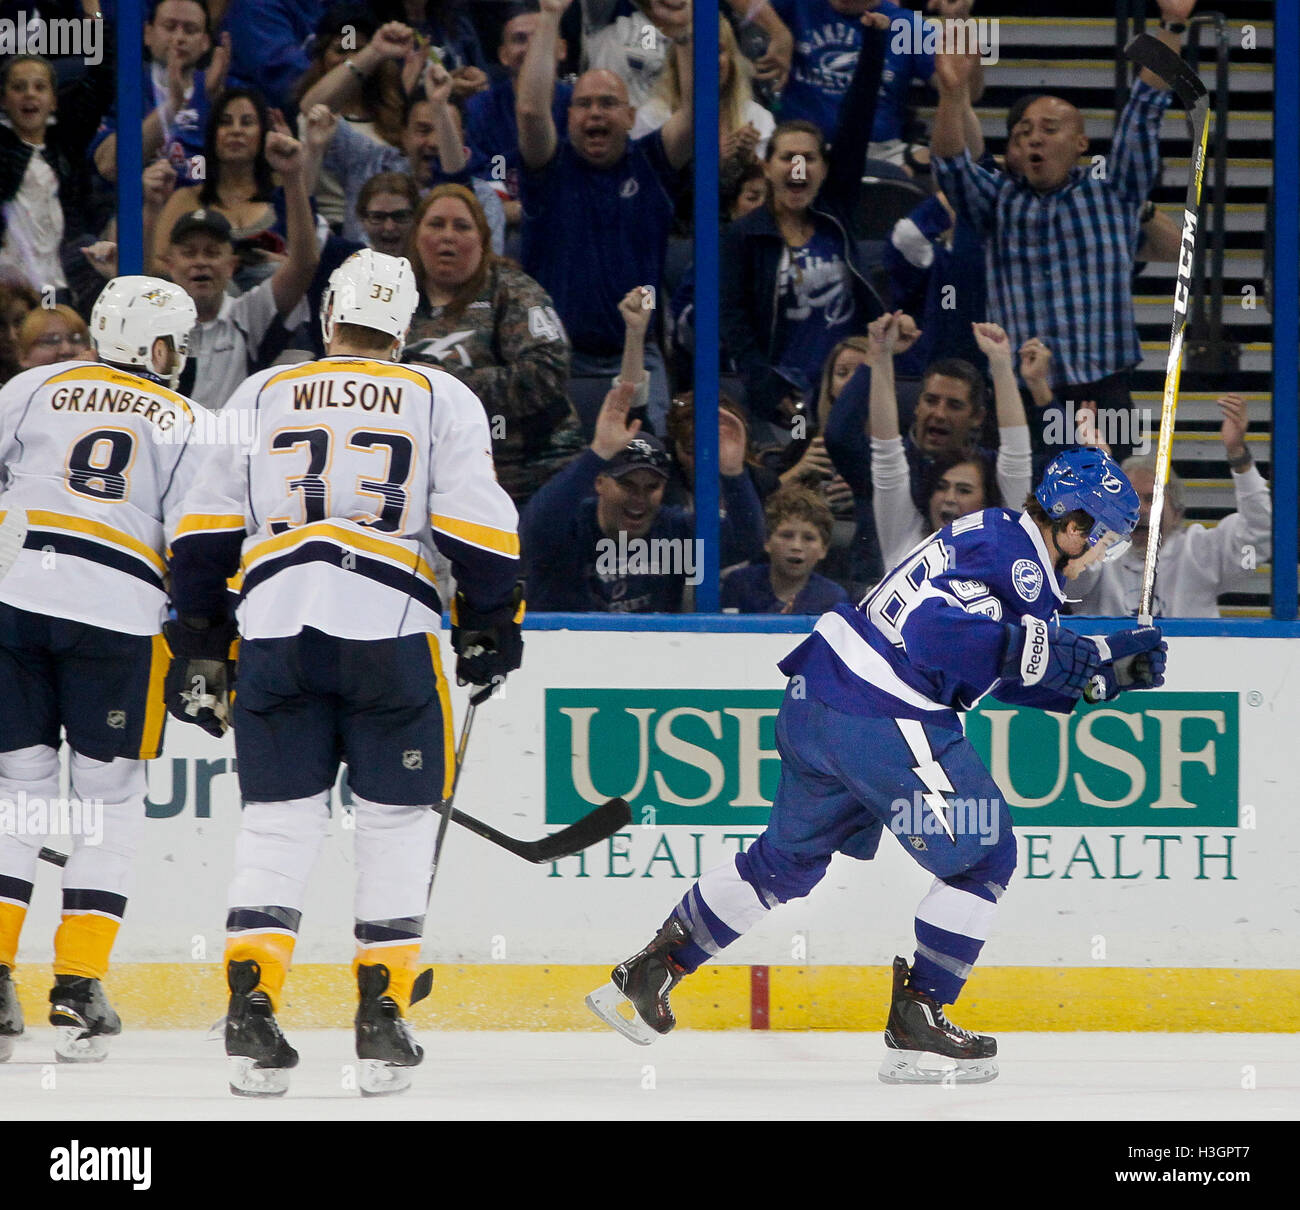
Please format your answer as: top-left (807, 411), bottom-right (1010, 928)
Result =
top-left (529, 797), bottom-right (632, 863)
top-left (1124, 33), bottom-right (1208, 107)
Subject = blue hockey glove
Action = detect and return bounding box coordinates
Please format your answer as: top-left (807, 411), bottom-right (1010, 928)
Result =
top-left (1001, 616), bottom-right (1105, 698)
top-left (451, 583), bottom-right (525, 704)
top-left (1082, 627), bottom-right (1167, 703)
top-left (163, 615), bottom-right (237, 737)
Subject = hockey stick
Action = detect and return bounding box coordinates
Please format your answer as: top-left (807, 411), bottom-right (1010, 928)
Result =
top-left (37, 742), bottom-right (630, 874)
top-left (426, 695), bottom-right (475, 896)
top-left (1123, 33), bottom-right (1211, 625)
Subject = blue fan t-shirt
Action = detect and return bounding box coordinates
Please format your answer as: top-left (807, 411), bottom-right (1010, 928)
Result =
top-left (773, 227), bottom-right (857, 398)
top-left (520, 131), bottom-right (680, 356)
top-left (772, 0), bottom-right (935, 141)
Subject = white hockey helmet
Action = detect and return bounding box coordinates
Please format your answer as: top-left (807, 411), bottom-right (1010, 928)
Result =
top-left (321, 249), bottom-right (418, 357)
top-left (90, 275), bottom-right (198, 388)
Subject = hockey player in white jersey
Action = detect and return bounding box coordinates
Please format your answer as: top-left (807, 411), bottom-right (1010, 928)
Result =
top-left (0, 277), bottom-right (199, 1062)
top-left (588, 449), bottom-right (1168, 1083)
top-left (165, 250), bottom-right (524, 1097)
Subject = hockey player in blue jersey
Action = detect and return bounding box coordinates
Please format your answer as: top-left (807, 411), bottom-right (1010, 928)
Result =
top-left (587, 448), bottom-right (1167, 1083)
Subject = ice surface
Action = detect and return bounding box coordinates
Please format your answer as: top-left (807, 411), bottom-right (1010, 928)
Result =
top-left (2, 1029), bottom-right (1296, 1120)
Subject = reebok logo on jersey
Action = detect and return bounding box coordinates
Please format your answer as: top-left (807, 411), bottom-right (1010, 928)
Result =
top-left (1020, 616), bottom-right (1048, 685)
top-left (1011, 559), bottom-right (1043, 602)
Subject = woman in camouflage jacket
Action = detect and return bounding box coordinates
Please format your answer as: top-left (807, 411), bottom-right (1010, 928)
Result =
top-left (403, 183), bottom-right (582, 504)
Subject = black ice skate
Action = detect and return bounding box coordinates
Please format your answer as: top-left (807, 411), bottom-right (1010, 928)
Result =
top-left (354, 963), bottom-right (428, 1097)
top-left (0, 965), bottom-right (23, 1061)
top-left (586, 917), bottom-right (690, 1046)
top-left (225, 959), bottom-right (298, 1097)
top-left (48, 975), bottom-right (121, 1063)
top-left (878, 956), bottom-right (998, 1085)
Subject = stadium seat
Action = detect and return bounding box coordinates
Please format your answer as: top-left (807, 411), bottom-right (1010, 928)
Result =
top-left (852, 177), bottom-right (929, 241)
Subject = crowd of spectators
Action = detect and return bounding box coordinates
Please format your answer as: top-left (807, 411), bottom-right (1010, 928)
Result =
top-left (0, 0), bottom-right (1270, 618)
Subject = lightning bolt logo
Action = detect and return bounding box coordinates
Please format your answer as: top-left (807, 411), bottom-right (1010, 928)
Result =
top-left (896, 719), bottom-right (957, 844)
top-left (912, 758), bottom-right (956, 843)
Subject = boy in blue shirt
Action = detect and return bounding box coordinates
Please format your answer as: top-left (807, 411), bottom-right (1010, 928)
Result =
top-left (722, 487), bottom-right (850, 614)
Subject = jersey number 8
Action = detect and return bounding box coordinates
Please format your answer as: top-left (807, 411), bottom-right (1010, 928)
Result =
top-left (66, 428), bottom-right (135, 502)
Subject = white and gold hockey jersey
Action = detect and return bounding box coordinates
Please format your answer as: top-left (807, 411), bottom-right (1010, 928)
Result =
top-left (169, 357), bottom-right (520, 639)
top-left (0, 360), bottom-right (200, 636)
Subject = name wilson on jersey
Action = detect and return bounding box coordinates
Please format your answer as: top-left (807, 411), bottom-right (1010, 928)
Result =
top-left (291, 379), bottom-right (405, 414)
top-left (47, 384), bottom-right (183, 431)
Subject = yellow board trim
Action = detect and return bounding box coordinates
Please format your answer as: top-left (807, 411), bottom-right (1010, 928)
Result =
top-left (43, 365), bottom-right (194, 419)
top-left (427, 634), bottom-right (456, 800)
top-left (242, 521), bottom-right (437, 584)
top-left (430, 513), bottom-right (520, 558)
top-left (6, 965), bottom-right (1296, 1032)
top-left (26, 509), bottom-right (166, 575)
top-left (266, 360), bottom-right (434, 391)
top-left (139, 633), bottom-right (170, 759)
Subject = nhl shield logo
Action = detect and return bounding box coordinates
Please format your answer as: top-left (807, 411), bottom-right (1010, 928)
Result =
top-left (106, 710), bottom-right (126, 730)
top-left (908, 836), bottom-right (928, 852)
top-left (402, 749), bottom-right (423, 770)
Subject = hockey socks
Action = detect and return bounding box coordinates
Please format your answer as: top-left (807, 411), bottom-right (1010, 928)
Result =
top-left (352, 943), bottom-right (431, 1015)
top-left (53, 906), bottom-right (123, 981)
top-left (909, 878), bottom-right (1001, 1005)
top-left (0, 887), bottom-right (30, 970)
top-left (671, 835), bottom-right (828, 972)
top-left (224, 916), bottom-right (299, 1011)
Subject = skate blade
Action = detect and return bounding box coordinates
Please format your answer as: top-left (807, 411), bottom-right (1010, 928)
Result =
top-left (585, 982), bottom-right (660, 1046)
top-left (53, 1025), bottom-right (110, 1063)
top-left (878, 1049), bottom-right (999, 1085)
top-left (358, 1059), bottom-right (413, 1097)
top-left (227, 1055), bottom-right (291, 1097)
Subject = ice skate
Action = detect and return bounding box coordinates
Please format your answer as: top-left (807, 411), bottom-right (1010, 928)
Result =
top-left (355, 963), bottom-right (426, 1097)
top-left (0, 965), bottom-right (23, 1061)
top-left (878, 956), bottom-right (998, 1085)
top-left (225, 959), bottom-right (298, 1097)
top-left (48, 975), bottom-right (121, 1063)
top-left (586, 917), bottom-right (689, 1045)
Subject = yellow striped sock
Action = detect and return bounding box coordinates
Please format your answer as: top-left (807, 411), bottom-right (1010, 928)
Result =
top-left (0, 901), bottom-right (27, 970)
top-left (53, 913), bottom-right (121, 980)
top-left (354, 943), bottom-right (423, 1013)
top-left (225, 932), bottom-right (296, 1011)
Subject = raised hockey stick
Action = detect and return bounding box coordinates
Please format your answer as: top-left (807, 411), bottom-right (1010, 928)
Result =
top-left (1123, 33), bottom-right (1211, 624)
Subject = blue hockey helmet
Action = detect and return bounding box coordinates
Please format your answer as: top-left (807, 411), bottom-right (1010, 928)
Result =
top-left (1035, 448), bottom-right (1141, 562)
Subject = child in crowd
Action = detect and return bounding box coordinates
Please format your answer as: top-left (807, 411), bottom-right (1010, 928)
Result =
top-left (722, 486), bottom-right (849, 615)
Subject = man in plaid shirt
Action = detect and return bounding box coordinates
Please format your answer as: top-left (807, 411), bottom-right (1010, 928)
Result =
top-left (928, 5), bottom-right (1196, 460)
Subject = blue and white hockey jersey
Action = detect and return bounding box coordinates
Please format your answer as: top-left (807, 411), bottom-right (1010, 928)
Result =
top-left (780, 508), bottom-right (1079, 727)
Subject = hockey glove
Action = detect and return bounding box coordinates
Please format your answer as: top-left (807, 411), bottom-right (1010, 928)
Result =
top-left (451, 584), bottom-right (525, 704)
top-left (1082, 626), bottom-right (1167, 703)
top-left (1001, 616), bottom-right (1105, 699)
top-left (163, 615), bottom-right (237, 738)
